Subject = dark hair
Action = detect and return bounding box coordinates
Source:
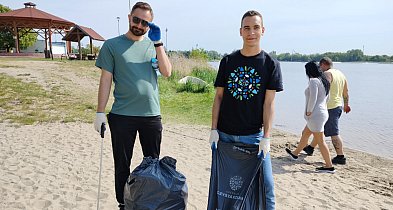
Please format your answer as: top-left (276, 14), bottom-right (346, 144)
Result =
top-left (305, 61), bottom-right (330, 96)
top-left (131, 2), bottom-right (154, 18)
top-left (319, 57), bottom-right (333, 68)
top-left (241, 10), bottom-right (263, 26)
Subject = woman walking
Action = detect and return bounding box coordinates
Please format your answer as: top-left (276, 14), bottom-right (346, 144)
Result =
top-left (285, 61), bottom-right (335, 173)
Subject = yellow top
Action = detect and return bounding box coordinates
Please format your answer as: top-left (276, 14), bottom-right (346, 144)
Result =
top-left (327, 69), bottom-right (346, 109)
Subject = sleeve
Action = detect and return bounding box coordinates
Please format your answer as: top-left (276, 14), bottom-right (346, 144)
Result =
top-left (306, 79), bottom-right (318, 112)
top-left (214, 56), bottom-right (228, 87)
top-left (266, 58), bottom-right (283, 92)
top-left (95, 41), bottom-right (114, 73)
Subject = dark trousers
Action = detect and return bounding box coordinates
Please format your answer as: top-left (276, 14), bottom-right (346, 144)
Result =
top-left (107, 113), bottom-right (162, 205)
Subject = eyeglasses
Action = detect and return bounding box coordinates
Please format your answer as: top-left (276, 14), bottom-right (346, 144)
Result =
top-left (132, 16), bottom-right (148, 27)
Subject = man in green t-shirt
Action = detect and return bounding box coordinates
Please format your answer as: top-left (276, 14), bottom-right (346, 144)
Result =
top-left (93, 2), bottom-right (171, 209)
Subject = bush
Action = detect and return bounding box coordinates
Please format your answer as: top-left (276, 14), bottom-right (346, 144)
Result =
top-left (190, 66), bottom-right (216, 84)
top-left (176, 81), bottom-right (211, 93)
top-left (174, 66), bottom-right (216, 93)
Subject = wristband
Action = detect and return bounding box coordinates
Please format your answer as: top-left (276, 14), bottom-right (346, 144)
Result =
top-left (154, 42), bottom-right (163, 47)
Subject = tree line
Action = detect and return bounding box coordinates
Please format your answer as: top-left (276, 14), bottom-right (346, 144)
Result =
top-left (172, 48), bottom-right (393, 63)
top-left (168, 48), bottom-right (222, 61)
top-left (270, 49), bottom-right (393, 63)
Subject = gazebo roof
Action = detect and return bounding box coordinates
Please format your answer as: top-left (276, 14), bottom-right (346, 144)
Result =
top-left (63, 25), bottom-right (105, 42)
top-left (0, 2), bottom-right (74, 29)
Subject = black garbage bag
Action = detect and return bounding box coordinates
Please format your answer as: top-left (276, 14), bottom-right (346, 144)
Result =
top-left (124, 156), bottom-right (188, 210)
top-left (207, 141), bottom-right (265, 210)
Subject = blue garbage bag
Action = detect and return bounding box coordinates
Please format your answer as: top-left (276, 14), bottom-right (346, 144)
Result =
top-left (124, 156), bottom-right (188, 210)
top-left (207, 141), bottom-right (265, 210)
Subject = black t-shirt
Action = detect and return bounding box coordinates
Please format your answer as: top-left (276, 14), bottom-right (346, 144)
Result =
top-left (214, 50), bottom-right (283, 135)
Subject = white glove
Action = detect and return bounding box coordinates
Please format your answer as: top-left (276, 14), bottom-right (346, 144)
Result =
top-left (209, 129), bottom-right (219, 149)
top-left (94, 112), bottom-right (107, 133)
top-left (258, 138), bottom-right (271, 158)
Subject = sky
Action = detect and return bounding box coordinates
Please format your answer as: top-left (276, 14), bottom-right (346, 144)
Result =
top-left (2, 0), bottom-right (393, 55)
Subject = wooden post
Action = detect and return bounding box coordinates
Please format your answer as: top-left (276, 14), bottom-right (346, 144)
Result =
top-left (77, 31), bottom-right (82, 60)
top-left (44, 29), bottom-right (48, 54)
top-left (48, 26), bottom-right (53, 60)
top-left (90, 37), bottom-right (93, 54)
top-left (13, 21), bottom-right (19, 53)
top-left (16, 28), bottom-right (20, 53)
top-left (67, 41), bottom-right (71, 55)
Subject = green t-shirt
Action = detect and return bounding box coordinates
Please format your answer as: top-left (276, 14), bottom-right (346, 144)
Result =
top-left (95, 35), bottom-right (160, 116)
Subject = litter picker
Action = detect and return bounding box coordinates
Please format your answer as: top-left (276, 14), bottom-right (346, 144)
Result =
top-left (96, 123), bottom-right (106, 210)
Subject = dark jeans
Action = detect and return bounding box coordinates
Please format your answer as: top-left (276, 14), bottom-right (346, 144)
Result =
top-left (324, 106), bottom-right (342, 137)
top-left (107, 113), bottom-right (162, 205)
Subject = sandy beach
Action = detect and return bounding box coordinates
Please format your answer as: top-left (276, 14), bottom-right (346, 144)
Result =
top-left (1, 60), bottom-right (392, 209)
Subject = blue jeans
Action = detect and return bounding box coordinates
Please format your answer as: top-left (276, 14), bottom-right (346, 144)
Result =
top-left (218, 130), bottom-right (275, 210)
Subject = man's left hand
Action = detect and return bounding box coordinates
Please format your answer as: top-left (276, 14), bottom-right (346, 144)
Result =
top-left (148, 22), bottom-right (161, 42)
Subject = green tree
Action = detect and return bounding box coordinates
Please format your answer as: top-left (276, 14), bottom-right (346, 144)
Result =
top-left (0, 29), bottom-right (13, 51)
top-left (206, 50), bottom-right (222, 60)
top-left (19, 30), bottom-right (37, 49)
top-left (0, 4), bottom-right (13, 51)
top-left (190, 48), bottom-right (208, 60)
top-left (86, 44), bottom-right (101, 54)
top-left (0, 4), bottom-right (11, 13)
top-left (0, 4), bottom-right (37, 51)
top-left (346, 49), bottom-right (364, 62)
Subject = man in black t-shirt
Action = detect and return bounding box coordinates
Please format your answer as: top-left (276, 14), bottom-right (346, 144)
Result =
top-left (210, 10), bottom-right (283, 210)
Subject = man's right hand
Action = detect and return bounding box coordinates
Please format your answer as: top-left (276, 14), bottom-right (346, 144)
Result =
top-left (209, 129), bottom-right (219, 149)
top-left (94, 112), bottom-right (107, 133)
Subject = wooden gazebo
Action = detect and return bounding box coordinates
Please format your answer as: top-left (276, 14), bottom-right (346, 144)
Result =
top-left (0, 2), bottom-right (74, 58)
top-left (62, 25), bottom-right (105, 60)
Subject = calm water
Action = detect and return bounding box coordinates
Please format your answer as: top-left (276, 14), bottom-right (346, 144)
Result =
top-left (209, 61), bottom-right (393, 159)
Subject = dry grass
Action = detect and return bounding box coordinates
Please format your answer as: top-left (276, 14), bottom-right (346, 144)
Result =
top-left (169, 54), bottom-right (211, 78)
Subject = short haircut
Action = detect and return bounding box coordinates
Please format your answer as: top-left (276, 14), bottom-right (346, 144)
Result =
top-left (241, 10), bottom-right (263, 26)
top-left (320, 57), bottom-right (333, 67)
top-left (131, 2), bottom-right (154, 19)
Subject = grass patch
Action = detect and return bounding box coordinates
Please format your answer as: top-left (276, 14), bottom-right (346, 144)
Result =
top-left (174, 66), bottom-right (216, 93)
top-left (0, 56), bottom-right (217, 126)
top-left (176, 82), bottom-right (211, 93)
top-left (160, 85), bottom-right (215, 125)
top-left (190, 66), bottom-right (217, 84)
top-left (159, 62), bottom-right (217, 125)
top-left (0, 64), bottom-right (21, 68)
top-left (0, 73), bottom-right (96, 125)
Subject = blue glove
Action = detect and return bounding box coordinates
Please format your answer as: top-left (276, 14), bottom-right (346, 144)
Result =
top-left (148, 22), bottom-right (161, 42)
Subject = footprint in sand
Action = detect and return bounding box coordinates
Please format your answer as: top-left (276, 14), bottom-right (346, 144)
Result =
top-left (32, 200), bottom-right (52, 209)
top-left (21, 178), bottom-right (34, 186)
top-left (8, 165), bottom-right (19, 171)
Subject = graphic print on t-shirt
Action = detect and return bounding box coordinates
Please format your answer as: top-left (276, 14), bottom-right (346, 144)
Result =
top-left (227, 66), bottom-right (261, 100)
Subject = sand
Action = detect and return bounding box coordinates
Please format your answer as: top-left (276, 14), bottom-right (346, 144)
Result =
top-left (0, 59), bottom-right (392, 209)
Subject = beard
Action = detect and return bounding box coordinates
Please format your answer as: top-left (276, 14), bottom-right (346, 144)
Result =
top-left (130, 25), bottom-right (146, 36)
